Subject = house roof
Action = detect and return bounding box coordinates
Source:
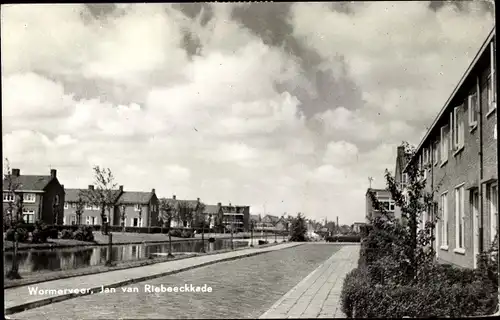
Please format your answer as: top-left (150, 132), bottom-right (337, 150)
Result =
top-left (250, 214), bottom-right (260, 222)
top-left (3, 175), bottom-right (53, 191)
top-left (116, 191), bottom-right (153, 205)
top-left (65, 188), bottom-right (123, 203)
top-left (262, 214), bottom-right (281, 224)
top-left (204, 204), bottom-right (221, 214)
top-left (404, 27), bottom-right (496, 173)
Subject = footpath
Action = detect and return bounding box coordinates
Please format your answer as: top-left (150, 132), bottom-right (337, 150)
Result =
top-left (5, 241), bottom-right (302, 315)
top-left (259, 244), bottom-right (360, 319)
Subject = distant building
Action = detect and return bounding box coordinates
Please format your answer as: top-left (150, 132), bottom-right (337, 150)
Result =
top-left (3, 168), bottom-right (65, 225)
top-left (219, 203), bottom-right (250, 232)
top-left (365, 188), bottom-right (397, 223)
top-left (352, 222), bottom-right (366, 233)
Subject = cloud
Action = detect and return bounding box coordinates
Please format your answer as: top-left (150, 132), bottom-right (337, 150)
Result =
top-left (1, 3), bottom-right (493, 224)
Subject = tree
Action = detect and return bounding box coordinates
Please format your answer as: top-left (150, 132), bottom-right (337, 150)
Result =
top-left (366, 141), bottom-right (438, 284)
top-left (159, 198), bottom-right (175, 258)
top-left (289, 213), bottom-right (308, 242)
top-left (81, 166), bottom-right (118, 234)
top-left (75, 193), bottom-right (85, 226)
top-left (177, 200), bottom-right (193, 229)
top-left (196, 201), bottom-right (207, 252)
top-left (120, 204), bottom-right (126, 232)
top-left (4, 159), bottom-right (23, 279)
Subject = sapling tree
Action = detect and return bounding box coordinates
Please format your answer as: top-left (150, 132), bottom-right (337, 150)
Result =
top-left (81, 166), bottom-right (118, 234)
top-left (159, 198), bottom-right (175, 258)
top-left (75, 193), bottom-right (85, 226)
top-left (4, 159), bottom-right (23, 279)
top-left (366, 142), bottom-right (441, 284)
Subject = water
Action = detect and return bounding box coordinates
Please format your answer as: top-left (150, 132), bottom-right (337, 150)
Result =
top-left (3, 238), bottom-right (256, 275)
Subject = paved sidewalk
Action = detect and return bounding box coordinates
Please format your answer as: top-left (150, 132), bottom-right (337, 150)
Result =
top-left (259, 244), bottom-right (359, 319)
top-left (5, 242), bottom-right (302, 315)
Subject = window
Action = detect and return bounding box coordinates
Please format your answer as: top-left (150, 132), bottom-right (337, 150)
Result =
top-left (423, 148), bottom-right (428, 165)
top-left (3, 192), bottom-right (14, 202)
top-left (487, 183), bottom-right (498, 243)
top-left (487, 74), bottom-right (496, 113)
top-left (86, 216), bottom-right (91, 225)
top-left (455, 184), bottom-right (465, 250)
top-left (452, 106), bottom-right (464, 150)
top-left (64, 202), bottom-right (69, 209)
top-left (135, 204), bottom-right (141, 212)
top-left (70, 215), bottom-right (76, 225)
top-left (71, 203), bottom-right (76, 208)
top-left (433, 141), bottom-right (439, 165)
top-left (24, 193), bottom-right (36, 203)
top-left (441, 192), bottom-right (449, 247)
top-left (54, 195), bottom-right (60, 205)
top-left (85, 203), bottom-right (93, 210)
top-left (132, 218), bottom-right (139, 227)
top-left (92, 204), bottom-right (99, 211)
top-left (379, 199), bottom-right (395, 212)
top-left (468, 91), bottom-right (478, 126)
top-left (102, 215), bottom-right (108, 224)
top-left (440, 125), bottom-right (449, 163)
top-left (22, 209), bottom-right (35, 224)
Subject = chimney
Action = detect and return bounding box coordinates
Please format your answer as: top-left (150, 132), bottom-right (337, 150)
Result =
top-left (88, 185), bottom-right (94, 190)
top-left (152, 188), bottom-right (155, 194)
top-left (173, 195), bottom-right (176, 200)
top-left (119, 185), bottom-right (124, 192)
top-left (197, 197), bottom-right (200, 202)
top-left (61, 184), bottom-right (64, 190)
top-left (11, 168), bottom-right (20, 177)
top-left (217, 202), bottom-right (221, 206)
top-left (50, 169), bottom-right (57, 178)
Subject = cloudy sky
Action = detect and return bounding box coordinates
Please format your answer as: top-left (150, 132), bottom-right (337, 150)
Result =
top-left (1, 2), bottom-right (495, 224)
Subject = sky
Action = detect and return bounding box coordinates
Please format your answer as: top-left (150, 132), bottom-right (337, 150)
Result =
top-left (1, 2), bottom-right (495, 225)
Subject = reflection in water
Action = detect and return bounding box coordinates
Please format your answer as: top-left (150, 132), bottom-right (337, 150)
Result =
top-left (3, 238), bottom-right (268, 275)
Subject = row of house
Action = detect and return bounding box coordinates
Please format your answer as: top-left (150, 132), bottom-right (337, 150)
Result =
top-left (2, 170), bottom-right (251, 232)
top-left (366, 27), bottom-right (497, 270)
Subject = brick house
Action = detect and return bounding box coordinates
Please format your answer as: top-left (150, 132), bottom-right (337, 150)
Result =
top-left (115, 189), bottom-right (159, 228)
top-left (403, 28), bottom-right (497, 269)
top-left (3, 168), bottom-right (65, 225)
top-left (64, 185), bottom-right (123, 226)
top-left (161, 195), bottom-right (200, 228)
top-left (365, 188), bottom-right (397, 223)
top-left (256, 214), bottom-right (286, 231)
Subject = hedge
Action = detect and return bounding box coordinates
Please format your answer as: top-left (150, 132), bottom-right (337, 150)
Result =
top-left (341, 266), bottom-right (497, 318)
top-left (325, 235), bottom-right (361, 243)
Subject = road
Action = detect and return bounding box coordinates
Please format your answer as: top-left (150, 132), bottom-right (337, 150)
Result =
top-left (11, 244), bottom-right (341, 319)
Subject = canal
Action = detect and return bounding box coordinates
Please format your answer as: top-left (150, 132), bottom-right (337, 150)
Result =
top-left (3, 237), bottom-right (284, 275)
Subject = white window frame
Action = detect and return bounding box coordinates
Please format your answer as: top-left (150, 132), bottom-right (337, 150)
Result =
top-left (135, 204), bottom-right (141, 212)
top-left (441, 192), bottom-right (449, 249)
top-left (71, 203), bottom-right (76, 208)
top-left (440, 125), bottom-right (449, 164)
top-left (468, 91), bottom-right (478, 127)
top-left (3, 192), bottom-right (15, 202)
top-left (92, 204), bottom-right (100, 211)
top-left (85, 203), bottom-right (93, 210)
top-left (86, 216), bottom-right (91, 225)
top-left (64, 202), bottom-right (69, 209)
top-left (22, 209), bottom-right (35, 224)
top-left (487, 183), bottom-right (498, 243)
top-left (452, 106), bottom-right (464, 150)
top-left (454, 184), bottom-right (465, 252)
top-left (433, 141), bottom-right (439, 165)
top-left (487, 73), bottom-right (496, 113)
top-left (24, 193), bottom-right (36, 203)
top-left (132, 217), bottom-right (139, 227)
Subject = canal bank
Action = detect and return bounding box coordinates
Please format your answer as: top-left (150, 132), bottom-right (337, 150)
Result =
top-left (5, 242), bottom-right (303, 315)
top-left (4, 238), bottom-right (288, 288)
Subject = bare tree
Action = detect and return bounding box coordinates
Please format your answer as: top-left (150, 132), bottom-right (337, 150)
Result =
top-left (4, 159), bottom-right (23, 279)
top-left (75, 194), bottom-right (85, 226)
top-left (178, 200), bottom-right (193, 229)
top-left (195, 200), bottom-right (207, 252)
top-left (120, 205), bottom-right (126, 232)
top-left (159, 198), bottom-right (175, 258)
top-left (81, 166), bottom-right (118, 234)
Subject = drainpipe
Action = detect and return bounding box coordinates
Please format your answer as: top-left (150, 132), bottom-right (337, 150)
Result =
top-left (478, 74), bottom-right (484, 255)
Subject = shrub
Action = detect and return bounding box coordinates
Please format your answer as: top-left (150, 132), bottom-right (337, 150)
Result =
top-left (5, 227), bottom-right (29, 242)
top-left (258, 240), bottom-right (268, 245)
top-left (60, 229), bottom-right (73, 239)
top-left (31, 221), bottom-right (50, 243)
top-left (48, 227), bottom-right (59, 239)
top-left (169, 229), bottom-right (182, 238)
top-left (340, 264), bottom-right (498, 318)
top-left (181, 230), bottom-right (193, 238)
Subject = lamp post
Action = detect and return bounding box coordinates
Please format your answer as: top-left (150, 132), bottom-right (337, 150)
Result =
top-left (250, 221), bottom-right (254, 247)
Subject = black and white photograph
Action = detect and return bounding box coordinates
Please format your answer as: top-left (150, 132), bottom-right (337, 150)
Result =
top-left (2, 1), bottom-right (498, 319)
